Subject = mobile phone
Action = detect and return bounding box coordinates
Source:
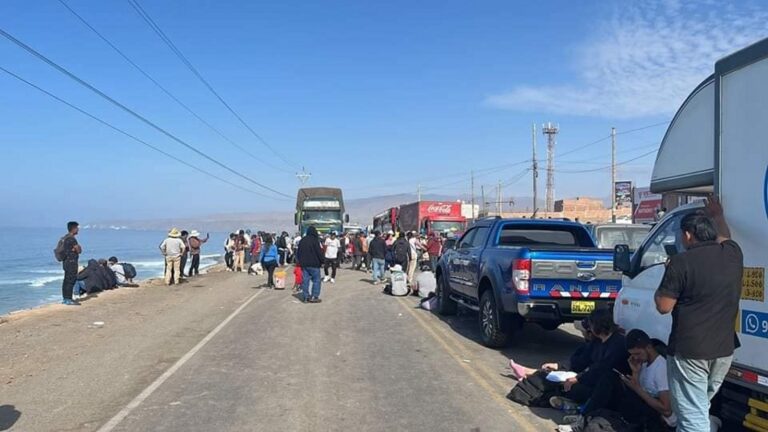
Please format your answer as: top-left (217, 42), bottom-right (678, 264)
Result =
top-left (613, 368), bottom-right (628, 378)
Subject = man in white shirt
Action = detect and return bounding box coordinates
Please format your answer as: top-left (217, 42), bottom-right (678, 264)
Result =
top-left (159, 228), bottom-right (186, 285)
top-left (323, 232), bottom-right (341, 283)
top-left (559, 329), bottom-right (676, 432)
top-left (407, 232), bottom-right (423, 284)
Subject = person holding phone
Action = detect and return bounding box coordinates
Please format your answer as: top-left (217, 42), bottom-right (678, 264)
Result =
top-left (558, 329), bottom-right (676, 432)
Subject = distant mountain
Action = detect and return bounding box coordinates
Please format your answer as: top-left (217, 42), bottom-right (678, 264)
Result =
top-left (89, 192), bottom-right (602, 233)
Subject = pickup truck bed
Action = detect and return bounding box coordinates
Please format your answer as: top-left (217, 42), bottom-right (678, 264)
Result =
top-left (435, 219), bottom-right (621, 347)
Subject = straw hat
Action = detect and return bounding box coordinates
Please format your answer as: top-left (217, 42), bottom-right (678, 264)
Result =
top-left (168, 228), bottom-right (181, 238)
top-left (190, 230), bottom-right (200, 237)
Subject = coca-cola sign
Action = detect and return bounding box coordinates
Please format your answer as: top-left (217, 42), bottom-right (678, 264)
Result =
top-left (427, 204), bottom-right (453, 214)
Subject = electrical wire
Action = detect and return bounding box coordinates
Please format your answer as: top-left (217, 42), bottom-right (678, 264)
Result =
top-left (555, 148), bottom-right (659, 173)
top-left (57, 0), bottom-right (292, 174)
top-left (0, 27), bottom-right (292, 199)
top-left (126, 0), bottom-right (299, 170)
top-left (0, 65), bottom-right (282, 199)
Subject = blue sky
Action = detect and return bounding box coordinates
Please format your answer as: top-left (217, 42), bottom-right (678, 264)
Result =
top-left (1, 0), bottom-right (766, 226)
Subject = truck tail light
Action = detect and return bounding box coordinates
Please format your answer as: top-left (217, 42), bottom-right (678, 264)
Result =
top-left (512, 258), bottom-right (531, 295)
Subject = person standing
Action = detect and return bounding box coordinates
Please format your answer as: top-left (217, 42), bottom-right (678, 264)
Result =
top-left (234, 230), bottom-right (247, 272)
top-left (406, 232), bottom-right (422, 285)
top-left (160, 228), bottom-right (186, 285)
top-left (392, 233), bottom-right (412, 272)
top-left (426, 232), bottom-right (443, 272)
top-left (361, 232), bottom-right (370, 271)
top-left (352, 233), bottom-right (365, 270)
top-left (369, 231), bottom-right (387, 284)
top-left (248, 233), bottom-right (262, 275)
top-left (655, 197), bottom-right (742, 432)
top-left (323, 232), bottom-right (341, 283)
top-left (57, 221), bottom-right (82, 305)
top-left (179, 230), bottom-right (190, 279)
top-left (258, 235), bottom-right (279, 288)
top-left (224, 233), bottom-right (236, 271)
top-left (276, 232), bottom-right (289, 267)
top-left (187, 230), bottom-right (209, 276)
top-left (297, 226), bottom-right (324, 303)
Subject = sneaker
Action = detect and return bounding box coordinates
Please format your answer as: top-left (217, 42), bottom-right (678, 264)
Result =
top-left (550, 396), bottom-right (579, 413)
top-left (323, 276), bottom-right (330, 282)
top-left (562, 415), bottom-right (584, 425)
top-left (373, 280), bottom-right (379, 285)
top-left (330, 278), bottom-right (335, 284)
top-left (556, 424), bottom-right (583, 432)
top-left (61, 299), bottom-right (80, 306)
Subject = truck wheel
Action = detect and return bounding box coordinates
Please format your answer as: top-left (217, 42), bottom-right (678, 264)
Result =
top-left (436, 273), bottom-right (457, 316)
top-left (480, 291), bottom-right (511, 348)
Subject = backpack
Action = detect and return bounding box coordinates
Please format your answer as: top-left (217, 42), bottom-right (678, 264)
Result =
top-left (394, 240), bottom-right (410, 263)
top-left (584, 410), bottom-right (639, 432)
top-left (506, 370), bottom-right (561, 407)
top-left (122, 263), bottom-right (137, 279)
top-left (54, 235), bottom-right (69, 262)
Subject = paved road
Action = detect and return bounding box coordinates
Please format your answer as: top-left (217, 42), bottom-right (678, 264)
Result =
top-left (1, 266), bottom-right (584, 432)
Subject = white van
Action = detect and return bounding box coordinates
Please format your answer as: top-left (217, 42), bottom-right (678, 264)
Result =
top-left (612, 38), bottom-right (768, 430)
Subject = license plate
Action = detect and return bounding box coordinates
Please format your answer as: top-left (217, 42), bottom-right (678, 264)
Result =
top-left (571, 301), bottom-right (596, 314)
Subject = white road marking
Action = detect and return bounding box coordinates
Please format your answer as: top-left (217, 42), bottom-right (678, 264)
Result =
top-left (96, 289), bottom-right (265, 432)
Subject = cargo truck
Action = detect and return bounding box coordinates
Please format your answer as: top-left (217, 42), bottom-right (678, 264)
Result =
top-left (397, 201), bottom-right (466, 236)
top-left (611, 38), bottom-right (768, 431)
top-left (295, 187), bottom-right (348, 235)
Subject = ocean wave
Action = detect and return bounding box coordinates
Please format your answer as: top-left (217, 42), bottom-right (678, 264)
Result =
top-left (29, 269), bottom-right (64, 274)
top-left (0, 276), bottom-right (63, 287)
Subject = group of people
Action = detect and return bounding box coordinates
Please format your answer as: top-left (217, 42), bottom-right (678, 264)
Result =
top-left (508, 197), bottom-right (742, 432)
top-left (56, 221), bottom-right (139, 305)
top-left (159, 228), bottom-right (210, 285)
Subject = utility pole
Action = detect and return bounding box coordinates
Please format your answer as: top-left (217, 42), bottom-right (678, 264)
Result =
top-left (296, 167), bottom-right (311, 185)
top-left (470, 170), bottom-right (475, 219)
top-left (531, 123), bottom-right (538, 217)
top-left (497, 180), bottom-right (502, 215)
top-left (611, 127), bottom-right (617, 223)
top-left (542, 122), bottom-right (559, 216)
top-left (481, 185), bottom-right (486, 215)
top-left (417, 184), bottom-right (422, 201)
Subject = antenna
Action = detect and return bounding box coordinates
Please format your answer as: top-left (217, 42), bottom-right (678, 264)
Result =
top-left (542, 122), bottom-right (559, 215)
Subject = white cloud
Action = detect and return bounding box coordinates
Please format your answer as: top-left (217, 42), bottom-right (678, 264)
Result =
top-left (486, 1), bottom-right (768, 118)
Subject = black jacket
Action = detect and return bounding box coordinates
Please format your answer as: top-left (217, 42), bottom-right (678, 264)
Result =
top-left (369, 237), bottom-right (387, 259)
top-left (577, 332), bottom-right (629, 387)
top-left (297, 227), bottom-right (324, 268)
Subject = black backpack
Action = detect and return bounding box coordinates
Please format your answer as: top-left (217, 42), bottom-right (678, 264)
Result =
top-left (394, 240), bottom-right (410, 263)
top-left (506, 370), bottom-right (561, 407)
top-left (54, 235), bottom-right (69, 262)
top-left (584, 409), bottom-right (640, 432)
top-left (122, 263), bottom-right (137, 279)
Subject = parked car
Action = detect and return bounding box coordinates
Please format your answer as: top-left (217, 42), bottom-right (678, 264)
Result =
top-left (435, 218), bottom-right (622, 347)
top-left (587, 223), bottom-right (651, 251)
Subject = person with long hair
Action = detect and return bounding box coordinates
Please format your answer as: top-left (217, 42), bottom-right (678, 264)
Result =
top-left (258, 234), bottom-right (279, 288)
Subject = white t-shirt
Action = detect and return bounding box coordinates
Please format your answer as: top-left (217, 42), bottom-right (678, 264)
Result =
top-left (640, 356), bottom-right (677, 427)
top-left (110, 263), bottom-right (126, 284)
top-left (324, 238), bottom-right (340, 259)
top-left (415, 271), bottom-right (437, 298)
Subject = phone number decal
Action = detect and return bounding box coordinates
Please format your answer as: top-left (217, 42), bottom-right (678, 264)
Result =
top-left (742, 309), bottom-right (768, 339)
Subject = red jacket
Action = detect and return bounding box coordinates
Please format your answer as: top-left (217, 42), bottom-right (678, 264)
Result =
top-left (426, 237), bottom-right (443, 256)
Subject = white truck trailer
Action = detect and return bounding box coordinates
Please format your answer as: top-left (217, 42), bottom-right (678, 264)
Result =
top-left (612, 37), bottom-right (768, 431)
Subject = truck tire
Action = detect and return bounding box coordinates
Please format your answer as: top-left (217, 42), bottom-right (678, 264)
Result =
top-left (436, 273), bottom-right (457, 316)
top-left (480, 290), bottom-right (511, 347)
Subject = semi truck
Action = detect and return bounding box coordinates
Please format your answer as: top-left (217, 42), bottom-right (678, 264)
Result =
top-left (372, 207), bottom-right (398, 234)
top-left (611, 38), bottom-right (768, 431)
top-left (397, 201), bottom-right (466, 236)
top-left (295, 187), bottom-right (348, 235)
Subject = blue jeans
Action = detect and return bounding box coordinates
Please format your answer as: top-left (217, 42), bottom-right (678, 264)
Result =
top-left (668, 354), bottom-right (733, 432)
top-left (73, 280), bottom-right (86, 296)
top-left (301, 267), bottom-right (322, 300)
top-left (372, 258), bottom-right (386, 282)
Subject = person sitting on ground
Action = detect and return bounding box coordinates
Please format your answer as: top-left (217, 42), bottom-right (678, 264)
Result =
top-left (508, 317), bottom-right (601, 381)
top-left (558, 329), bottom-right (676, 432)
top-left (551, 310), bottom-right (630, 410)
top-left (414, 264), bottom-right (437, 298)
top-left (77, 259), bottom-right (110, 295)
top-left (384, 264), bottom-right (410, 296)
top-left (98, 259), bottom-right (119, 290)
top-left (108, 257), bottom-right (140, 288)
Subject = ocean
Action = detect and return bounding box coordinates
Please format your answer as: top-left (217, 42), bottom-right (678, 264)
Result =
top-left (0, 227), bottom-right (226, 316)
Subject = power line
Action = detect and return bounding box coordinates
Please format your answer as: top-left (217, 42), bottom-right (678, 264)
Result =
top-left (555, 148), bottom-right (658, 173)
top-left (615, 121), bottom-right (670, 136)
top-left (0, 65), bottom-right (281, 199)
top-left (126, 0), bottom-right (299, 170)
top-left (0, 27), bottom-right (292, 199)
top-left (57, 0), bottom-right (291, 174)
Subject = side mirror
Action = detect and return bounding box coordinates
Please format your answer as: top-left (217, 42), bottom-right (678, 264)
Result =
top-left (345, 214), bottom-right (350, 223)
top-left (664, 244), bottom-right (678, 258)
top-left (294, 213), bottom-right (298, 226)
top-left (613, 244), bottom-right (631, 273)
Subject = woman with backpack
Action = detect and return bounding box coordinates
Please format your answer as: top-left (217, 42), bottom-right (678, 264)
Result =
top-left (187, 231), bottom-right (209, 276)
top-left (258, 235), bottom-right (279, 288)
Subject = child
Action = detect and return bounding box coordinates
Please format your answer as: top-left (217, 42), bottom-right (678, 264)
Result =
top-left (293, 264), bottom-right (303, 293)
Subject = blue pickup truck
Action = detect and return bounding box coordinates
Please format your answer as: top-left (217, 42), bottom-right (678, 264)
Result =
top-left (435, 218), bottom-right (621, 347)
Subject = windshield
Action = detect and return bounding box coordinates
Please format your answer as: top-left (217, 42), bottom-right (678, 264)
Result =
top-left (596, 226), bottom-right (651, 250)
top-left (430, 221), bottom-right (464, 234)
top-left (302, 210), bottom-right (342, 223)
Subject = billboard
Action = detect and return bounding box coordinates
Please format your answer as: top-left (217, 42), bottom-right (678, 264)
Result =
top-left (633, 186), bottom-right (662, 223)
top-left (614, 181), bottom-right (633, 210)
